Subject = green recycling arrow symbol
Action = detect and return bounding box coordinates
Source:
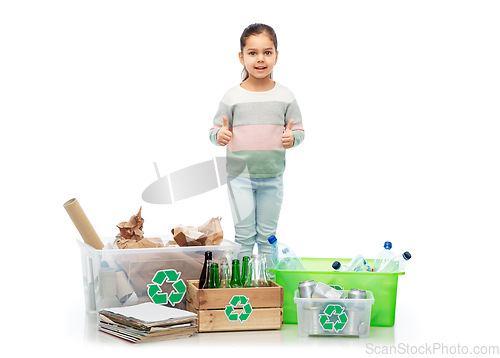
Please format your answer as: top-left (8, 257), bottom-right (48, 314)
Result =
top-left (319, 304), bottom-right (348, 332)
top-left (224, 295), bottom-right (252, 323)
top-left (147, 269), bottom-right (186, 306)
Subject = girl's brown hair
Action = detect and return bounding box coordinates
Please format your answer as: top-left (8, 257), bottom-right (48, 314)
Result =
top-left (239, 23), bottom-right (278, 82)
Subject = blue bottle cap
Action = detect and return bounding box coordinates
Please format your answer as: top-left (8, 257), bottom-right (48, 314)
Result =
top-left (384, 241), bottom-right (392, 250)
top-left (403, 251), bottom-right (411, 260)
top-left (268, 235), bottom-right (277, 244)
top-left (332, 261), bottom-right (341, 270)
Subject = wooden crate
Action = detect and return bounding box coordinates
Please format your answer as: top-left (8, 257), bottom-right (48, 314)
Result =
top-left (185, 280), bottom-right (283, 332)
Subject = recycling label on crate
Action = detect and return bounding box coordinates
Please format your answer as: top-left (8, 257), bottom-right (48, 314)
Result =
top-left (147, 269), bottom-right (186, 306)
top-left (319, 304), bottom-right (348, 332)
top-left (224, 295), bottom-right (253, 323)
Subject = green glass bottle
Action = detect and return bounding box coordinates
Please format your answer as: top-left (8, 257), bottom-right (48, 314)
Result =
top-left (242, 256), bottom-right (251, 287)
top-left (230, 259), bottom-right (241, 288)
top-left (207, 262), bottom-right (220, 289)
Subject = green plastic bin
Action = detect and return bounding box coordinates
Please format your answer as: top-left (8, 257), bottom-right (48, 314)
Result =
top-left (270, 257), bottom-right (405, 327)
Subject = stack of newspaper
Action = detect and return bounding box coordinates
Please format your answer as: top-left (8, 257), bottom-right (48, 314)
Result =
top-left (98, 302), bottom-right (198, 343)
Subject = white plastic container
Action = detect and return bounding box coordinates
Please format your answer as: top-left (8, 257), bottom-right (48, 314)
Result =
top-left (77, 236), bottom-right (240, 312)
top-left (294, 290), bottom-right (375, 338)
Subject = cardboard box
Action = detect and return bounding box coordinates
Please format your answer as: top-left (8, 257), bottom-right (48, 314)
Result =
top-left (185, 280), bottom-right (283, 332)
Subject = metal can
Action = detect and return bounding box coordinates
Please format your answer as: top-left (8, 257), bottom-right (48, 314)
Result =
top-left (311, 282), bottom-right (346, 299)
top-left (298, 280), bottom-right (316, 298)
top-left (344, 288), bottom-right (368, 336)
top-left (348, 288), bottom-right (367, 299)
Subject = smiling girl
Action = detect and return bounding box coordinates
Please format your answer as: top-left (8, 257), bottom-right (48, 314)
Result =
top-left (209, 23), bottom-right (305, 260)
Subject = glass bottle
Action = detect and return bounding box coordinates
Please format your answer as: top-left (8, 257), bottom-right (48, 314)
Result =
top-left (241, 256), bottom-right (250, 287)
top-left (253, 254), bottom-right (270, 287)
top-left (230, 259), bottom-right (242, 288)
top-left (221, 250), bottom-right (233, 279)
top-left (201, 259), bottom-right (213, 289)
top-left (199, 251), bottom-right (212, 289)
top-left (243, 256), bottom-right (254, 287)
top-left (220, 261), bottom-right (230, 288)
top-left (245, 254), bottom-right (269, 287)
top-left (207, 262), bottom-right (220, 289)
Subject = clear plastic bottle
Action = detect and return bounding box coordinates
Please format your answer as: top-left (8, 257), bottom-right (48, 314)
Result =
top-left (331, 261), bottom-right (349, 272)
top-left (268, 235), bottom-right (306, 271)
top-left (332, 255), bottom-right (371, 272)
top-left (349, 254), bottom-right (371, 272)
top-left (373, 241), bottom-right (396, 271)
top-left (376, 251), bottom-right (411, 273)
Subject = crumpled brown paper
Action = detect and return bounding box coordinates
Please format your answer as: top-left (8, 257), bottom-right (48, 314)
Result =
top-left (171, 216), bottom-right (223, 246)
top-left (115, 207), bottom-right (163, 249)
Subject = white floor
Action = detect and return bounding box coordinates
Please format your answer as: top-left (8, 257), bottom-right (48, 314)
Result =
top-left (41, 261), bottom-right (497, 357)
top-left (79, 311), bottom-right (399, 352)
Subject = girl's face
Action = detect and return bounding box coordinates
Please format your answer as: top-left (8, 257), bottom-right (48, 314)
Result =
top-left (239, 33), bottom-right (278, 81)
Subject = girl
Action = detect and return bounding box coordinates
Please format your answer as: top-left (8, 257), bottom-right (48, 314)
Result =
top-left (209, 23), bottom-right (305, 260)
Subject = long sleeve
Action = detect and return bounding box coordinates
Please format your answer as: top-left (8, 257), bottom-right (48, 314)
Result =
top-left (209, 100), bottom-right (232, 146)
top-left (209, 83), bottom-right (303, 178)
top-left (209, 126), bottom-right (221, 146)
top-left (284, 99), bottom-right (305, 148)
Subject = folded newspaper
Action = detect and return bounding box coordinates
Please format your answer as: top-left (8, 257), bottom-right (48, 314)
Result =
top-left (98, 302), bottom-right (197, 343)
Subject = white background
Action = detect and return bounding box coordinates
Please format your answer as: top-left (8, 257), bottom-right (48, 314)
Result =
top-left (1, 0), bottom-right (499, 356)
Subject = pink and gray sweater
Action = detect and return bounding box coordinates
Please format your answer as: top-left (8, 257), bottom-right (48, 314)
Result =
top-left (209, 82), bottom-right (305, 178)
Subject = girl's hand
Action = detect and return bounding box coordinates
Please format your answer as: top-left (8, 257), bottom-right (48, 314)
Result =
top-left (217, 116), bottom-right (233, 146)
top-left (282, 119), bottom-right (295, 149)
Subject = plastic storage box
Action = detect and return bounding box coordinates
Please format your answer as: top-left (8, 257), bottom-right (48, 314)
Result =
top-left (270, 257), bottom-right (404, 326)
top-left (77, 236), bottom-right (240, 312)
top-left (294, 290), bottom-right (374, 337)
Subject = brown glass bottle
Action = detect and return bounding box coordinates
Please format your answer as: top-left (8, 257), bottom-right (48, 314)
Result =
top-left (199, 251), bottom-right (212, 289)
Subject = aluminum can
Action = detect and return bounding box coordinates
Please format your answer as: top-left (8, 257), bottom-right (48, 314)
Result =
top-left (343, 288), bottom-right (368, 336)
top-left (311, 282), bottom-right (346, 299)
top-left (298, 280), bottom-right (316, 298)
top-left (348, 288), bottom-right (367, 299)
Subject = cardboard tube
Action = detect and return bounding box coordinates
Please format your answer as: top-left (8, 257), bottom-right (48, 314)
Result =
top-left (64, 198), bottom-right (104, 249)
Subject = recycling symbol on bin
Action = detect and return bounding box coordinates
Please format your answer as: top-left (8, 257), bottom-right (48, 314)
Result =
top-left (224, 295), bottom-right (253, 323)
top-left (319, 304), bottom-right (348, 332)
top-left (147, 269), bottom-right (186, 306)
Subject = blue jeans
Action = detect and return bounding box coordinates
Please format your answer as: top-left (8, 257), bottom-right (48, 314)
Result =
top-left (227, 174), bottom-right (284, 258)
